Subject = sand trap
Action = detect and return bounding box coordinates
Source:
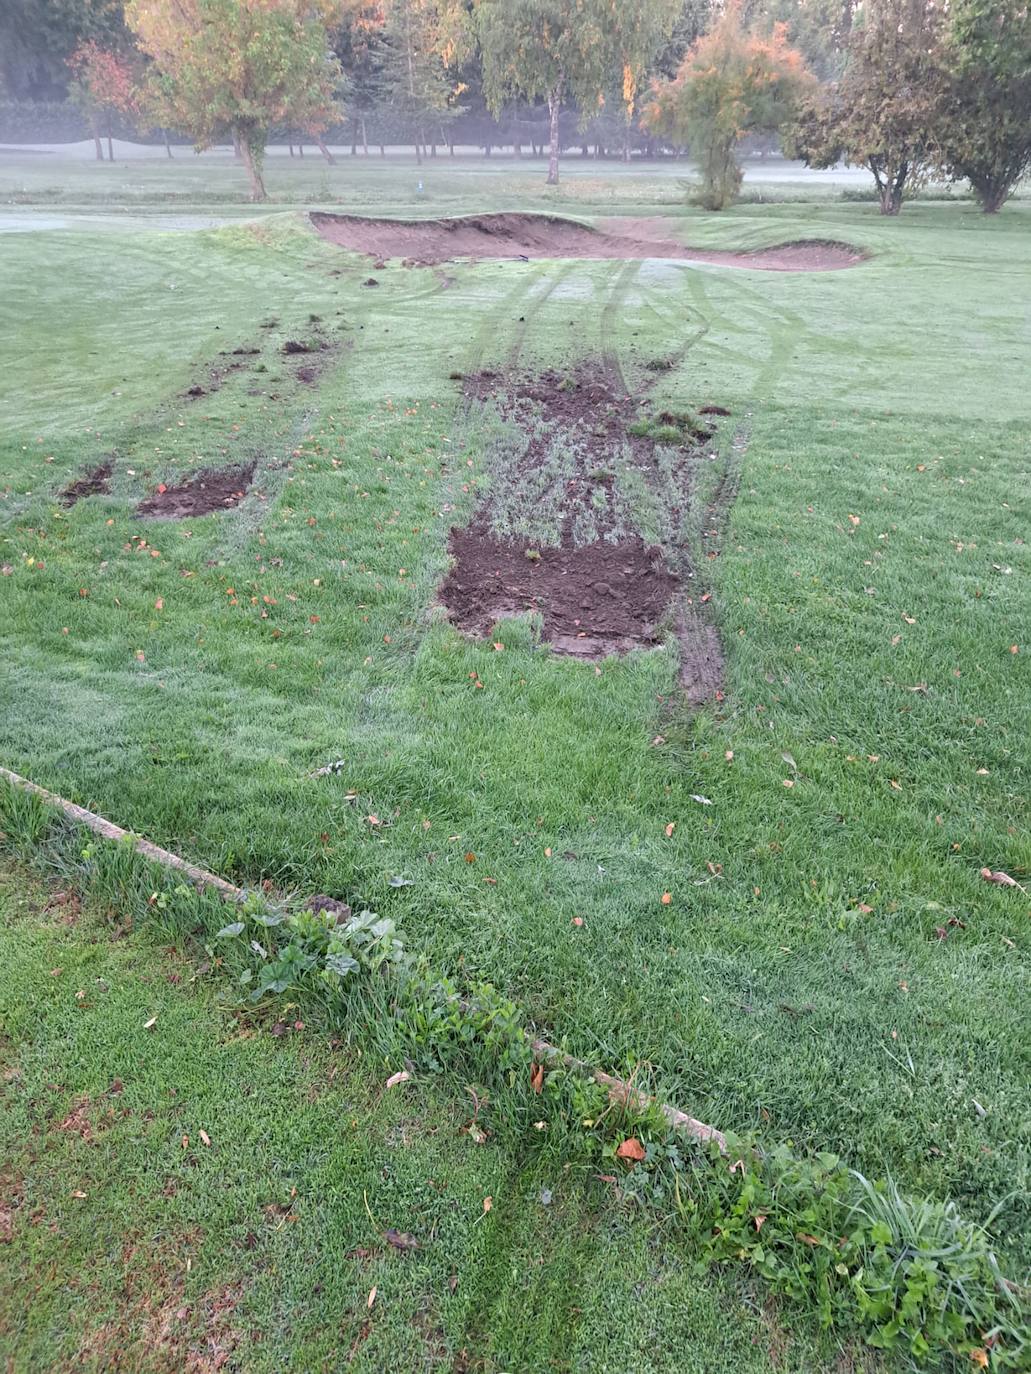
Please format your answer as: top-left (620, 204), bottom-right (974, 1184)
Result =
top-left (310, 211), bottom-right (864, 272)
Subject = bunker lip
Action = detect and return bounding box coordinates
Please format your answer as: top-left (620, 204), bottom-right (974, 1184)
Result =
top-left (135, 461), bottom-right (255, 520)
top-left (310, 211), bottom-right (864, 272)
top-left (439, 365), bottom-right (724, 686)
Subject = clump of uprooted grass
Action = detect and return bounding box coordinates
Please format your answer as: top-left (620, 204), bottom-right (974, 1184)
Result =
top-left (2, 778), bottom-right (1027, 1372)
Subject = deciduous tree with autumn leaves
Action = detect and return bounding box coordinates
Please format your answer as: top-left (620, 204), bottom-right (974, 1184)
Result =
top-left (67, 39), bottom-right (139, 160)
top-left (645, 6), bottom-right (814, 210)
top-left (126, 0), bottom-right (353, 199)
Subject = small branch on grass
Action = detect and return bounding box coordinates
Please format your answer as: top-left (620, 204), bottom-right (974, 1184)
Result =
top-left (531, 1037), bottom-right (726, 1152)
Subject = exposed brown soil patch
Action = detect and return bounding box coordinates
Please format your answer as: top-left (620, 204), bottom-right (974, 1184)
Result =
top-left (136, 461), bottom-right (255, 520)
top-left (311, 211), bottom-right (864, 272)
top-left (78, 1232), bottom-right (241, 1373)
top-left (446, 523), bottom-right (677, 657)
top-left (56, 1094), bottom-right (95, 1140)
top-left (439, 366), bottom-right (722, 676)
top-left (60, 459), bottom-right (113, 508)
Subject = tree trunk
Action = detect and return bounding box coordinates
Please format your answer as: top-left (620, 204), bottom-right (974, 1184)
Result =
top-left (298, 142), bottom-right (304, 157)
top-left (233, 130), bottom-right (242, 160)
top-left (546, 89), bottom-right (561, 186)
top-left (379, 142), bottom-right (385, 158)
top-left (106, 113), bottom-right (114, 162)
top-left (317, 136), bottom-right (334, 165)
top-left (361, 117), bottom-right (369, 157)
top-left (872, 157), bottom-right (906, 215)
top-left (969, 171), bottom-right (1011, 213)
top-left (405, 32), bottom-right (422, 165)
top-left (351, 117), bottom-right (358, 156)
top-left (93, 125), bottom-right (104, 160)
top-left (237, 129), bottom-right (267, 202)
top-left (163, 128), bottom-right (173, 158)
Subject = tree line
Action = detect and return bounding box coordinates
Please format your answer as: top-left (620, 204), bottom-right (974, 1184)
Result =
top-left (2, 0), bottom-right (1028, 213)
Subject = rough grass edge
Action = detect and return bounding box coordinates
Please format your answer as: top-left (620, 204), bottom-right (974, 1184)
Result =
top-left (0, 776), bottom-right (1027, 1371)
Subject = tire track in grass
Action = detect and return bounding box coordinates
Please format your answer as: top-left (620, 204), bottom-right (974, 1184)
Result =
top-left (622, 264), bottom-right (713, 397)
top-left (503, 261), bottom-right (578, 370)
top-left (672, 269), bottom-right (801, 401)
top-left (457, 269), bottom-right (562, 379)
top-left (598, 259), bottom-right (641, 396)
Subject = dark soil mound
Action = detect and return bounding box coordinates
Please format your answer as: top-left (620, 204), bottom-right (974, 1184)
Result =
top-left (135, 461), bottom-right (255, 520)
top-left (310, 211), bottom-right (864, 272)
top-left (439, 366), bottom-right (719, 664)
top-left (443, 525), bottom-right (678, 658)
top-left (60, 459), bottom-right (113, 508)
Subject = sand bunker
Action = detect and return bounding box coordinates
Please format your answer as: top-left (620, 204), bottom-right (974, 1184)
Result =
top-left (310, 211), bottom-right (863, 272)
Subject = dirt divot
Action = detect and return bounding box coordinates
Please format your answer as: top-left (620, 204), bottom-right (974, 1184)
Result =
top-left (445, 523), bottom-right (678, 658)
top-left (60, 459), bottom-right (113, 508)
top-left (439, 366), bottom-right (724, 682)
top-left (135, 461), bottom-right (255, 520)
top-left (311, 211), bottom-right (863, 272)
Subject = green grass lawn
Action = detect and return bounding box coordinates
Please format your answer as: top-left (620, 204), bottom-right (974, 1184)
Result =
top-left (0, 867), bottom-right (868, 1372)
top-left (0, 159), bottom-right (1029, 1365)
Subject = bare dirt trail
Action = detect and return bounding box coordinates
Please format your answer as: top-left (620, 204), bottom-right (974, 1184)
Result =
top-left (439, 365), bottom-right (724, 692)
top-left (311, 211), bottom-right (864, 272)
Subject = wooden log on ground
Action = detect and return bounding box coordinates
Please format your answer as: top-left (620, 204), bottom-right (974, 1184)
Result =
top-left (0, 765), bottom-right (243, 901)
